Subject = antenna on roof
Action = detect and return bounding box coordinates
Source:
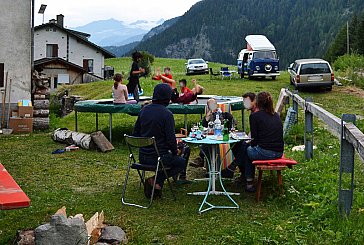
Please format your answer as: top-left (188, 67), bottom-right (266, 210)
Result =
top-left (38, 4), bottom-right (47, 24)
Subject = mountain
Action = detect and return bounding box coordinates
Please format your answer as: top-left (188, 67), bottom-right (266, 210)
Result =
top-left (133, 0), bottom-right (364, 67)
top-left (72, 18), bottom-right (163, 47)
top-left (104, 42), bottom-right (140, 57)
top-left (104, 16), bottom-right (182, 57)
top-left (142, 17), bottom-right (181, 41)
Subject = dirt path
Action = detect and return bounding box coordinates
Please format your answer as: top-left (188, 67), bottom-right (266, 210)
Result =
top-left (338, 85), bottom-right (364, 98)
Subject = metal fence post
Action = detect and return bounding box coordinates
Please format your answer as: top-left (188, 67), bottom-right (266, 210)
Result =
top-left (292, 90), bottom-right (299, 124)
top-left (304, 97), bottom-right (313, 160)
top-left (338, 114), bottom-right (356, 217)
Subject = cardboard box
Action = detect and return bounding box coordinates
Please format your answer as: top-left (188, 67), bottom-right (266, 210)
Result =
top-left (18, 106), bottom-right (33, 118)
top-left (9, 118), bottom-right (33, 133)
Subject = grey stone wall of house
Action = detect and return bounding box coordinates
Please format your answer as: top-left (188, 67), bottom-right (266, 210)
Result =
top-left (0, 0), bottom-right (32, 105)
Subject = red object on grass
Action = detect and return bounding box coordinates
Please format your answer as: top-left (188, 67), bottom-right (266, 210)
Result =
top-left (0, 163), bottom-right (31, 210)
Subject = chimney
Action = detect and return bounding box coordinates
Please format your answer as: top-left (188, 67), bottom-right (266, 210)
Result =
top-left (57, 14), bottom-right (64, 27)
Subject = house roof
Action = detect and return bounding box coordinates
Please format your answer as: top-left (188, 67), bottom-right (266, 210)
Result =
top-left (34, 23), bottom-right (116, 58)
top-left (34, 57), bottom-right (87, 73)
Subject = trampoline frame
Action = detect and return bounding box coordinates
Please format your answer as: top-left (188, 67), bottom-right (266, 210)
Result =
top-left (74, 95), bottom-right (246, 143)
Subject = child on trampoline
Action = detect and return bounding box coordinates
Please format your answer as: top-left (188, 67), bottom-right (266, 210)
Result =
top-left (112, 73), bottom-right (137, 104)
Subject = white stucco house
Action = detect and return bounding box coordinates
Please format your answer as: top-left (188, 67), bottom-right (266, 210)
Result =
top-left (0, 0), bottom-right (32, 109)
top-left (34, 15), bottom-right (115, 88)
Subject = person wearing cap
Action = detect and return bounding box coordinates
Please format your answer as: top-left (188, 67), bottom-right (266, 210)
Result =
top-left (133, 83), bottom-right (185, 198)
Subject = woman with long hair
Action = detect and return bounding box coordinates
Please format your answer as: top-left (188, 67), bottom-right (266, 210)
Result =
top-left (112, 73), bottom-right (136, 104)
top-left (243, 91), bottom-right (284, 192)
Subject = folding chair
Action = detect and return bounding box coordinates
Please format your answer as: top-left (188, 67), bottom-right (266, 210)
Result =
top-left (121, 134), bottom-right (176, 209)
top-left (209, 68), bottom-right (220, 80)
top-left (221, 67), bottom-right (232, 80)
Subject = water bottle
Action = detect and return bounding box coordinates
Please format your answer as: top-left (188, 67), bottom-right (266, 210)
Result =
top-left (214, 114), bottom-right (222, 136)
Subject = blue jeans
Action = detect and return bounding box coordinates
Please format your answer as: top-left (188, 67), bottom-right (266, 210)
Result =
top-left (245, 146), bottom-right (283, 180)
top-left (139, 152), bottom-right (185, 187)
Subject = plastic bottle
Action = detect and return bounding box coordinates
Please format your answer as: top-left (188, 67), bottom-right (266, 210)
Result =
top-left (214, 114), bottom-right (222, 136)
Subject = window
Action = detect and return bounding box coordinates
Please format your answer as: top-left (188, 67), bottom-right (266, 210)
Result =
top-left (46, 44), bottom-right (58, 57)
top-left (253, 51), bottom-right (276, 59)
top-left (83, 59), bottom-right (94, 73)
top-left (0, 63), bottom-right (4, 87)
top-left (300, 63), bottom-right (331, 75)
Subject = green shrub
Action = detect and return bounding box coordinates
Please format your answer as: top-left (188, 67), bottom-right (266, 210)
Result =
top-left (333, 54), bottom-right (364, 89)
top-left (333, 54), bottom-right (364, 71)
top-left (139, 51), bottom-right (155, 77)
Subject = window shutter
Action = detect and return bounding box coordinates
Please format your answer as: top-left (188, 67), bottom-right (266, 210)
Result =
top-left (0, 63), bottom-right (4, 87)
top-left (83, 59), bottom-right (88, 70)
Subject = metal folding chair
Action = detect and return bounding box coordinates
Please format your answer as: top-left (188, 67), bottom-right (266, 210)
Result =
top-left (121, 134), bottom-right (176, 209)
top-left (221, 67), bottom-right (232, 80)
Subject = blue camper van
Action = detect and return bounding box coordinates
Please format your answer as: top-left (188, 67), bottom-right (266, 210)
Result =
top-left (237, 35), bottom-right (280, 80)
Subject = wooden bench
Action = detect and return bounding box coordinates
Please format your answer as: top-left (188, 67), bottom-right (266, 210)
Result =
top-left (0, 163), bottom-right (31, 210)
top-left (252, 156), bottom-right (298, 202)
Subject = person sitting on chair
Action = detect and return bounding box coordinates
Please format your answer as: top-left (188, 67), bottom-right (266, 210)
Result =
top-left (237, 91), bottom-right (284, 192)
top-left (243, 92), bottom-right (259, 113)
top-left (133, 83), bottom-right (185, 198)
top-left (191, 98), bottom-right (235, 168)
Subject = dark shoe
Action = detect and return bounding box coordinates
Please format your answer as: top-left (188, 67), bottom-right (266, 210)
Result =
top-left (176, 179), bottom-right (192, 185)
top-left (189, 157), bottom-right (204, 168)
top-left (154, 189), bottom-right (162, 198)
top-left (245, 182), bottom-right (256, 193)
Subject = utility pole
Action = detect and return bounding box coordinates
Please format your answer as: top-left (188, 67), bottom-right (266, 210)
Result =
top-left (347, 21), bottom-right (350, 54)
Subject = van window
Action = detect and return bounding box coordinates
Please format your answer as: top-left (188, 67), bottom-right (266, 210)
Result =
top-left (300, 63), bottom-right (330, 74)
top-left (253, 51), bottom-right (276, 59)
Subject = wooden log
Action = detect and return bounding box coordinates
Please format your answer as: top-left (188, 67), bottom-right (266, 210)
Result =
top-left (34, 88), bottom-right (50, 96)
top-left (91, 131), bottom-right (114, 152)
top-left (33, 109), bottom-right (49, 118)
top-left (33, 100), bottom-right (49, 110)
top-left (33, 117), bottom-right (49, 130)
top-left (34, 94), bottom-right (50, 100)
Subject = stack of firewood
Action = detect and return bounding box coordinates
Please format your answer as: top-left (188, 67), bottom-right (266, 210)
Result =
top-left (32, 71), bottom-right (50, 130)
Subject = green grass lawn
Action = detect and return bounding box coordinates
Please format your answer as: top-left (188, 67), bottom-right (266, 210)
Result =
top-left (1, 58), bottom-right (364, 244)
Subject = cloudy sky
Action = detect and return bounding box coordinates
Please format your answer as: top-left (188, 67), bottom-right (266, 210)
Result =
top-left (34, 0), bottom-right (201, 27)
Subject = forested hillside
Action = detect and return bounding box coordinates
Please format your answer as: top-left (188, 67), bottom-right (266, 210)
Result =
top-left (134, 0), bottom-right (364, 67)
top-left (325, 11), bottom-right (364, 62)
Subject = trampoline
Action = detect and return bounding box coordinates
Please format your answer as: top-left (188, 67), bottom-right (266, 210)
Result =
top-left (74, 95), bottom-right (246, 142)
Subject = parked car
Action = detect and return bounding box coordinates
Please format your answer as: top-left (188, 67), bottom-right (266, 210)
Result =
top-left (185, 59), bottom-right (209, 75)
top-left (288, 58), bottom-right (334, 91)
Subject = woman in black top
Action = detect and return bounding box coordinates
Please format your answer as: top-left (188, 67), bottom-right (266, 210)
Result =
top-left (127, 52), bottom-right (144, 101)
top-left (245, 91), bottom-right (284, 192)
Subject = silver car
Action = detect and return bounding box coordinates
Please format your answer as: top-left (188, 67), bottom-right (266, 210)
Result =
top-left (185, 59), bottom-right (209, 75)
top-left (288, 59), bottom-right (334, 91)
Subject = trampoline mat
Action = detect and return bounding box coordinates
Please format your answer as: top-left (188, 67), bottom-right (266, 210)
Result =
top-left (74, 95), bottom-right (243, 116)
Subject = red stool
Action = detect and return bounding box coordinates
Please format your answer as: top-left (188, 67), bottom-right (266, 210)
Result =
top-left (252, 156), bottom-right (298, 202)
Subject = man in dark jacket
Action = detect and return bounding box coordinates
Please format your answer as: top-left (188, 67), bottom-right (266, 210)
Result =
top-left (133, 83), bottom-right (185, 198)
